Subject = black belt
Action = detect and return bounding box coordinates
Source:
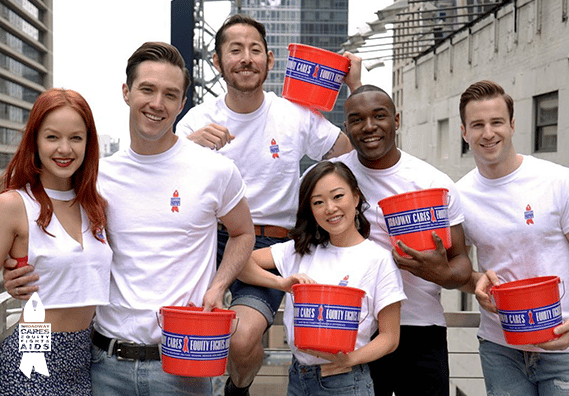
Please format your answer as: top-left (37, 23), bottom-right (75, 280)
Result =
top-left (92, 330), bottom-right (161, 361)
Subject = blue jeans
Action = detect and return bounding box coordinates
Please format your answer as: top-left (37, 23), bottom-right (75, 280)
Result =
top-left (91, 344), bottom-right (212, 396)
top-left (217, 229), bottom-right (287, 326)
top-left (287, 356), bottom-right (374, 396)
top-left (479, 338), bottom-right (569, 396)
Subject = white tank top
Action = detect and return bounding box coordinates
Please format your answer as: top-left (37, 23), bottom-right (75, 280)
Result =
top-left (17, 187), bottom-right (112, 309)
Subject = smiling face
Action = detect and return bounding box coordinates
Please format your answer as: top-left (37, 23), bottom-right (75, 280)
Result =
top-left (344, 90), bottom-right (400, 169)
top-left (310, 172), bottom-right (362, 247)
top-left (123, 60), bottom-right (186, 155)
top-left (461, 97), bottom-right (519, 178)
top-left (213, 23), bottom-right (274, 96)
top-left (37, 106), bottom-right (87, 190)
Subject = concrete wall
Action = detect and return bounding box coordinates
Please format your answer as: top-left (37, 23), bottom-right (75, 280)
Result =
top-left (400, 0), bottom-right (569, 183)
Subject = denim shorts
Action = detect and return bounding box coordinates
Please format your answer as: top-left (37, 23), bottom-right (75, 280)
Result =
top-left (287, 356), bottom-right (374, 396)
top-left (217, 229), bottom-right (287, 326)
top-left (478, 337), bottom-right (569, 396)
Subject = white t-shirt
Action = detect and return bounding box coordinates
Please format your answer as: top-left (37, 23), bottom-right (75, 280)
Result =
top-left (457, 155), bottom-right (569, 352)
top-left (176, 91), bottom-right (341, 229)
top-left (94, 138), bottom-right (246, 344)
top-left (335, 150), bottom-right (464, 327)
top-left (271, 239), bottom-right (406, 366)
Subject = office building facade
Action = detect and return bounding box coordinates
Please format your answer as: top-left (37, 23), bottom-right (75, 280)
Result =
top-left (0, 0), bottom-right (52, 172)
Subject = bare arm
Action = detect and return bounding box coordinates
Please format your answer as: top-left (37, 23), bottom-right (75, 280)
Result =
top-left (0, 192), bottom-right (38, 300)
top-left (394, 224), bottom-right (472, 289)
top-left (201, 198), bottom-right (255, 311)
top-left (322, 132), bottom-right (352, 160)
top-left (342, 52), bottom-right (362, 93)
top-left (238, 248), bottom-right (316, 293)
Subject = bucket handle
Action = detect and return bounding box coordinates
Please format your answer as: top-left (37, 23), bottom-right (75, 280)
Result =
top-left (560, 280), bottom-right (566, 300)
top-left (156, 310), bottom-right (163, 330)
top-left (155, 309), bottom-right (240, 337)
top-left (375, 206), bottom-right (389, 233)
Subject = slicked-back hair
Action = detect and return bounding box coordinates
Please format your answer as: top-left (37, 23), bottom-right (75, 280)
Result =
top-left (126, 41), bottom-right (191, 95)
top-left (459, 80), bottom-right (514, 126)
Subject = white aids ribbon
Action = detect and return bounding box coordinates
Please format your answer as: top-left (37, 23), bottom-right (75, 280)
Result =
top-left (18, 292), bottom-right (50, 378)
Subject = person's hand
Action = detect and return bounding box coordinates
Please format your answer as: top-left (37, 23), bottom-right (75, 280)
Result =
top-left (474, 270), bottom-right (500, 313)
top-left (186, 123), bottom-right (234, 150)
top-left (535, 321), bottom-right (569, 350)
top-left (201, 285), bottom-right (225, 312)
top-left (279, 273), bottom-right (316, 293)
top-left (342, 51), bottom-right (362, 92)
top-left (3, 257), bottom-right (39, 300)
top-left (392, 232), bottom-right (453, 286)
top-left (299, 348), bottom-right (353, 376)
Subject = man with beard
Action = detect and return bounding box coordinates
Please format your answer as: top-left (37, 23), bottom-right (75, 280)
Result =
top-left (175, 14), bottom-right (360, 396)
top-left (333, 85), bottom-right (472, 396)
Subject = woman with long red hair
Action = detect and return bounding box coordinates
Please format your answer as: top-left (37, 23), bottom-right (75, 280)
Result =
top-left (0, 88), bottom-right (112, 395)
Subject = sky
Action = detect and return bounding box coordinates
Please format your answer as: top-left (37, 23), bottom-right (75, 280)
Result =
top-left (53, 0), bottom-right (393, 149)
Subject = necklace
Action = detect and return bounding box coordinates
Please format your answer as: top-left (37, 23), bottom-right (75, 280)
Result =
top-left (44, 188), bottom-right (76, 201)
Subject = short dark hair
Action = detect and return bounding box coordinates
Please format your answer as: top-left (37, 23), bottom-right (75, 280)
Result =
top-left (215, 14), bottom-right (269, 61)
top-left (347, 84), bottom-right (396, 114)
top-left (459, 80), bottom-right (514, 125)
top-left (126, 42), bottom-right (191, 95)
top-left (290, 161), bottom-right (370, 256)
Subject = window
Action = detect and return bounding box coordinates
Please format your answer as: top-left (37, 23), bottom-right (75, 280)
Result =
top-left (534, 91), bottom-right (558, 152)
top-left (437, 119), bottom-right (449, 160)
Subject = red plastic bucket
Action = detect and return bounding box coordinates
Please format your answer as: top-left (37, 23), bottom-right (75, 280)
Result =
top-left (378, 188), bottom-right (451, 258)
top-left (491, 276), bottom-right (563, 345)
top-left (159, 306), bottom-right (235, 377)
top-left (282, 44), bottom-right (350, 112)
top-left (292, 284), bottom-right (365, 353)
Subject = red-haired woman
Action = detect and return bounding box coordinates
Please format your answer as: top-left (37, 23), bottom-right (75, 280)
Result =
top-left (0, 88), bottom-right (112, 395)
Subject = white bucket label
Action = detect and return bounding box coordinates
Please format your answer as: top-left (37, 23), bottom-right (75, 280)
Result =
top-left (497, 301), bottom-right (562, 333)
top-left (285, 57), bottom-right (346, 91)
top-left (293, 303), bottom-right (360, 330)
top-left (161, 331), bottom-right (230, 361)
top-left (384, 205), bottom-right (449, 236)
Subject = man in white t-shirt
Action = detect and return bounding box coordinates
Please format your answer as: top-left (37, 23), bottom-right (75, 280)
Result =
top-left (175, 14), bottom-right (360, 396)
top-left (5, 42), bottom-right (256, 396)
top-left (457, 80), bottom-right (569, 395)
top-left (334, 84), bottom-right (472, 396)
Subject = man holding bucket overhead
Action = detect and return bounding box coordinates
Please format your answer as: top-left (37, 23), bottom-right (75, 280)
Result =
top-left (457, 80), bottom-right (569, 395)
top-left (175, 14), bottom-right (362, 396)
top-left (333, 84), bottom-right (472, 396)
top-left (4, 41), bottom-right (256, 396)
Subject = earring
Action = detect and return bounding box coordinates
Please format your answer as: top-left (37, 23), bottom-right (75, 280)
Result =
top-left (355, 209), bottom-right (360, 230)
top-left (315, 227), bottom-right (321, 240)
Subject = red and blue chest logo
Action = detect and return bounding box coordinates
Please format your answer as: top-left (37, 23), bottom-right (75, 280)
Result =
top-left (524, 204), bottom-right (534, 225)
top-left (270, 139), bottom-right (280, 159)
top-left (171, 190), bottom-right (181, 213)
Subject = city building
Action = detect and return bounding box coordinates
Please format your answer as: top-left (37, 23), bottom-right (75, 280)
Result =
top-left (0, 0), bottom-right (52, 172)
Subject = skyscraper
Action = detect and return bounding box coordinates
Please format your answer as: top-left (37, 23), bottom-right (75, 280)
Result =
top-left (0, 0), bottom-right (52, 171)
